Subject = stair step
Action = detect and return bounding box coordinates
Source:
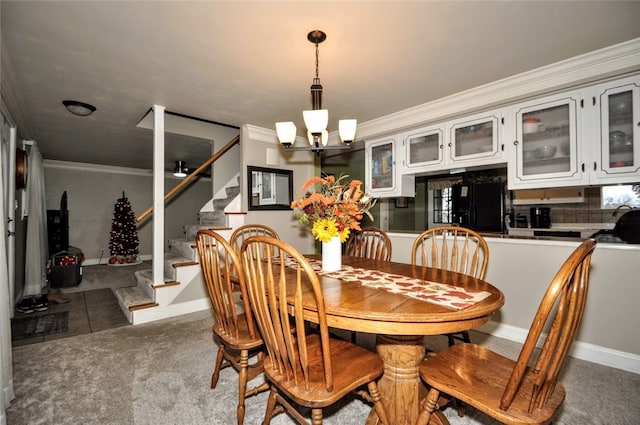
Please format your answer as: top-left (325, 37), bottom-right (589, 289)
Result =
top-left (152, 280), bottom-right (180, 288)
top-left (115, 285), bottom-right (155, 310)
top-left (198, 210), bottom-right (226, 226)
top-left (168, 238), bottom-right (199, 261)
top-left (184, 225), bottom-right (232, 241)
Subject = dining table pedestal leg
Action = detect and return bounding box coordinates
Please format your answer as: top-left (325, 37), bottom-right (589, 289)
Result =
top-left (367, 334), bottom-right (425, 425)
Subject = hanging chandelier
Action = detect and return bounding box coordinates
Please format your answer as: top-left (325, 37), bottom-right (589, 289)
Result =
top-left (276, 30), bottom-right (356, 154)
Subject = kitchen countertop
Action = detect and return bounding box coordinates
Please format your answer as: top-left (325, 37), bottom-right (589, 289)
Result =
top-left (502, 222), bottom-right (615, 240)
top-left (480, 232), bottom-right (640, 249)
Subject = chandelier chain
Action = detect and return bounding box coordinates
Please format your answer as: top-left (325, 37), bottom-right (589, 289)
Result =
top-left (315, 42), bottom-right (320, 79)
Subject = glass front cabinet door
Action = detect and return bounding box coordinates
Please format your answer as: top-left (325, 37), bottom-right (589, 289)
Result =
top-left (403, 109), bottom-right (504, 173)
top-left (448, 110), bottom-right (504, 165)
top-left (508, 90), bottom-right (587, 189)
top-left (591, 75), bottom-right (640, 184)
top-left (404, 125), bottom-right (445, 170)
top-left (365, 136), bottom-right (415, 197)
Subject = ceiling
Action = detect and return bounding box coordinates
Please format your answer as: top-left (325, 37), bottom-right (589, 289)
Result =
top-left (2, 1), bottom-right (640, 173)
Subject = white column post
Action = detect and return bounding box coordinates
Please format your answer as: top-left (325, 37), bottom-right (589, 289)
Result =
top-left (152, 105), bottom-right (165, 287)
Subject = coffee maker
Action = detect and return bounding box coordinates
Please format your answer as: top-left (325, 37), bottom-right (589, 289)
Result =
top-left (530, 207), bottom-right (551, 228)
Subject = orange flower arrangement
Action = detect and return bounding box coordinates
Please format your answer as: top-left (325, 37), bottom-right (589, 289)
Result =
top-left (291, 174), bottom-right (376, 243)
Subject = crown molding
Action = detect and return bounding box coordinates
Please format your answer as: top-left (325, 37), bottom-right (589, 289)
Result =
top-left (357, 37), bottom-right (640, 140)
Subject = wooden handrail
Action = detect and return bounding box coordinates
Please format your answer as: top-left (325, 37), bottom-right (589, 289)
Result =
top-left (136, 134), bottom-right (240, 223)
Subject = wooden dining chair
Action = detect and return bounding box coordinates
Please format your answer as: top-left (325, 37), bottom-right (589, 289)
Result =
top-left (345, 226), bottom-right (392, 261)
top-left (195, 229), bottom-right (269, 425)
top-left (412, 225), bottom-right (489, 347)
top-left (230, 223), bottom-right (280, 256)
top-left (240, 236), bottom-right (390, 425)
top-left (416, 238), bottom-right (597, 425)
top-left (229, 224), bottom-right (280, 286)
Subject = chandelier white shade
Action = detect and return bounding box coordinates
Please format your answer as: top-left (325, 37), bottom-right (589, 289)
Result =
top-left (302, 109), bottom-right (328, 134)
top-left (338, 119), bottom-right (357, 143)
top-left (275, 122), bottom-right (297, 146)
top-left (276, 30), bottom-right (356, 154)
top-left (307, 130), bottom-right (328, 147)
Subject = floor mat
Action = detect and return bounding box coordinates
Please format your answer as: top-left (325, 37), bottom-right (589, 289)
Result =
top-left (11, 312), bottom-right (69, 341)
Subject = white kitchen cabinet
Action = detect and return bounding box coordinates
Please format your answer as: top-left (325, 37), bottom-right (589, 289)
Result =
top-left (404, 109), bottom-right (505, 173)
top-left (448, 109), bottom-right (505, 165)
top-left (589, 74), bottom-right (640, 184)
top-left (511, 187), bottom-right (584, 205)
top-left (507, 90), bottom-right (588, 190)
top-left (365, 135), bottom-right (415, 197)
top-left (404, 124), bottom-right (445, 169)
top-left (508, 74), bottom-right (640, 190)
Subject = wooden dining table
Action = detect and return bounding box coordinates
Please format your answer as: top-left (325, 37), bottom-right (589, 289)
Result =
top-left (290, 255), bottom-right (505, 425)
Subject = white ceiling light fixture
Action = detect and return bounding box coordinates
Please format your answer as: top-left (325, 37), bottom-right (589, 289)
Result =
top-left (62, 100), bottom-right (96, 117)
top-left (276, 30), bottom-right (356, 155)
top-left (173, 161), bottom-right (188, 178)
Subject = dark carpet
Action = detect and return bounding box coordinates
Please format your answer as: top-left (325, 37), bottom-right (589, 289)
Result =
top-left (11, 311), bottom-right (69, 341)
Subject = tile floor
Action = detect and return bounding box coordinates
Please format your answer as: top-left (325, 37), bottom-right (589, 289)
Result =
top-left (11, 288), bottom-right (130, 347)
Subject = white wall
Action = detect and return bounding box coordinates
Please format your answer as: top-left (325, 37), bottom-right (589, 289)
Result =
top-left (211, 134), bottom-right (240, 196)
top-left (44, 161), bottom-right (212, 263)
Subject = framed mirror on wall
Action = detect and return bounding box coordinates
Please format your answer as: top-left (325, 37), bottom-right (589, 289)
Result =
top-left (247, 166), bottom-right (293, 210)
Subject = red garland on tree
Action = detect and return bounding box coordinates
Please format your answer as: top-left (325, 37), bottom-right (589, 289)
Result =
top-left (108, 192), bottom-right (140, 264)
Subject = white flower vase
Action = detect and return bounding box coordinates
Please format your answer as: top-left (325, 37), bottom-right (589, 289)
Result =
top-left (322, 236), bottom-right (342, 272)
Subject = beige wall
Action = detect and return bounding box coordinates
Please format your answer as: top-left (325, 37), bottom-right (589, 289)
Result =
top-left (241, 125), bottom-right (317, 255)
top-left (388, 231), bottom-right (640, 372)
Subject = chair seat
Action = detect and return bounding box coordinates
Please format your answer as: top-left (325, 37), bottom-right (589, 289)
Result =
top-left (420, 343), bottom-right (566, 425)
top-left (264, 333), bottom-right (385, 408)
top-left (213, 312), bottom-right (263, 351)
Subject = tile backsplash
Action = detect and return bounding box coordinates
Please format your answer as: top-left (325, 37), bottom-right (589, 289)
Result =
top-left (511, 187), bottom-right (617, 225)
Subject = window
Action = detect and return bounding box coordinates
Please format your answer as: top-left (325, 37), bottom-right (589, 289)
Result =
top-left (428, 177), bottom-right (459, 226)
top-left (601, 184), bottom-right (640, 209)
top-left (433, 187), bottom-right (452, 224)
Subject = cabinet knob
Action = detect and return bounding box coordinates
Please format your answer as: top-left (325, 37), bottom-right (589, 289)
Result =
top-left (514, 140), bottom-right (519, 146)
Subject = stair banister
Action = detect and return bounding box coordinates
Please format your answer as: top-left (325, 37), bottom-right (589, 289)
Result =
top-left (136, 134), bottom-right (240, 223)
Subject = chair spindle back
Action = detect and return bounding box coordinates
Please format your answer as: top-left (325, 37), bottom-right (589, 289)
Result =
top-left (412, 226), bottom-right (488, 279)
top-left (241, 236), bottom-right (334, 392)
top-left (345, 226), bottom-right (392, 261)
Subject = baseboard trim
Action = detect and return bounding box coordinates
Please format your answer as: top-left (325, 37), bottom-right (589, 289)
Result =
top-left (82, 254), bottom-right (152, 266)
top-left (478, 320), bottom-right (640, 375)
top-left (131, 298), bottom-right (211, 325)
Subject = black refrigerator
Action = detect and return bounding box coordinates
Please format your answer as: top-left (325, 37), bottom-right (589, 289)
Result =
top-left (451, 182), bottom-right (505, 232)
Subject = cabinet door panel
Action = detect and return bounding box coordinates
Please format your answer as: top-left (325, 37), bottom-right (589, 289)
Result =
top-left (594, 76), bottom-right (640, 183)
top-left (370, 141), bottom-right (395, 190)
top-left (509, 91), bottom-right (587, 189)
top-left (405, 127), bottom-right (444, 169)
top-left (365, 136), bottom-right (415, 197)
top-left (450, 114), bottom-right (500, 162)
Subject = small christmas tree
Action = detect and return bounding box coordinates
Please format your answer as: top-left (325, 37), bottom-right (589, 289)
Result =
top-left (108, 192), bottom-right (140, 264)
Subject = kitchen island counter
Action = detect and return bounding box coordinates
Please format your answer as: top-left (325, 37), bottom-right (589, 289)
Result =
top-left (387, 231), bottom-right (640, 374)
